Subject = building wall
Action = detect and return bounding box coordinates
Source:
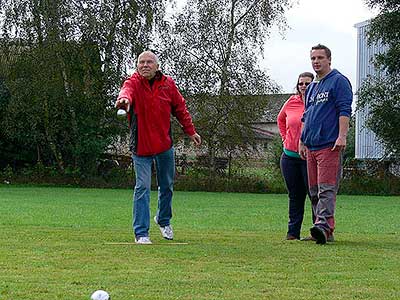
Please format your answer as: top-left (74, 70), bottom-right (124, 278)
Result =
top-left (354, 20), bottom-right (386, 159)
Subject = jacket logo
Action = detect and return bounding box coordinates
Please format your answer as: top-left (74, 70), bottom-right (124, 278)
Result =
top-left (310, 91), bottom-right (329, 105)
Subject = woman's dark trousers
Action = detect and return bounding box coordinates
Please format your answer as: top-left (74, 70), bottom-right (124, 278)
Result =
top-left (280, 153), bottom-right (310, 239)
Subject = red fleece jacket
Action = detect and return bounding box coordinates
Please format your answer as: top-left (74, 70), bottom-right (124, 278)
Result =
top-left (118, 71), bottom-right (196, 156)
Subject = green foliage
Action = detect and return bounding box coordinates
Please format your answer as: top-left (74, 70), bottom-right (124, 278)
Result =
top-left (175, 173), bottom-right (272, 193)
top-left (341, 172), bottom-right (400, 195)
top-left (341, 159), bottom-right (400, 195)
top-left (0, 163), bottom-right (134, 188)
top-left (3, 155), bottom-right (400, 195)
top-left (0, 186), bottom-right (399, 299)
top-left (0, 77), bottom-right (15, 168)
top-left (357, 75), bottom-right (400, 157)
top-left (343, 118), bottom-right (356, 162)
top-left (0, 41), bottom-right (111, 173)
top-left (1, 165), bottom-right (14, 180)
top-left (158, 0), bottom-right (292, 172)
top-left (0, 0), bottom-right (166, 175)
top-left (264, 135), bottom-right (284, 169)
top-left (365, 0), bottom-right (400, 74)
top-left (357, 0), bottom-right (400, 157)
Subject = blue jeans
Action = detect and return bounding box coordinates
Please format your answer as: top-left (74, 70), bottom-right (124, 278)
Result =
top-left (132, 147), bottom-right (175, 238)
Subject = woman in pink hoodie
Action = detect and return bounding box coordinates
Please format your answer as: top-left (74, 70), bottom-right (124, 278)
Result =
top-left (277, 72), bottom-right (315, 240)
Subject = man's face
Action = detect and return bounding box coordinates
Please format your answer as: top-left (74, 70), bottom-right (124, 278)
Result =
top-left (137, 52), bottom-right (159, 79)
top-left (310, 49), bottom-right (331, 76)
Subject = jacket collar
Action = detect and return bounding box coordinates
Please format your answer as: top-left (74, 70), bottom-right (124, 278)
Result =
top-left (135, 70), bottom-right (164, 82)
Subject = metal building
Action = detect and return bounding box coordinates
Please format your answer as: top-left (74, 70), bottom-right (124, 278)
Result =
top-left (354, 20), bottom-right (386, 159)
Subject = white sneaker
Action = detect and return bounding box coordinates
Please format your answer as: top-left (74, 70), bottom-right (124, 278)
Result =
top-left (154, 216), bottom-right (174, 240)
top-left (135, 236), bottom-right (152, 244)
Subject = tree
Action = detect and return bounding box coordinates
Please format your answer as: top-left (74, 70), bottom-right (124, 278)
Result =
top-left (0, 0), bottom-right (166, 174)
top-left (158, 0), bottom-right (292, 173)
top-left (0, 77), bottom-right (16, 170)
top-left (357, 0), bottom-right (400, 158)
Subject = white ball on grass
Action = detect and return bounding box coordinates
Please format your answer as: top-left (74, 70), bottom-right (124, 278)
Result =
top-left (90, 290), bottom-right (110, 300)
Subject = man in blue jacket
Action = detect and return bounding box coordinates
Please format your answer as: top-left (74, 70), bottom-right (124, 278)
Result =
top-left (299, 44), bottom-right (353, 244)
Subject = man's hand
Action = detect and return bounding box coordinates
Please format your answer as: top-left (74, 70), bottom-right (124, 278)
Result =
top-left (115, 98), bottom-right (130, 113)
top-left (189, 133), bottom-right (201, 146)
top-left (332, 135), bottom-right (346, 152)
top-left (332, 115), bottom-right (350, 152)
top-left (298, 140), bottom-right (307, 160)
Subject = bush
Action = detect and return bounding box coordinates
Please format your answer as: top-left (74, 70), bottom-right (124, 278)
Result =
top-left (340, 175), bottom-right (400, 195)
top-left (340, 159), bottom-right (400, 195)
top-left (2, 158), bottom-right (398, 195)
top-left (1, 165), bottom-right (14, 181)
top-left (174, 165), bottom-right (286, 193)
top-left (174, 174), bottom-right (268, 193)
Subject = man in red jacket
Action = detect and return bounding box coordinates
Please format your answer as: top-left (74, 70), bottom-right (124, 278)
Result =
top-left (115, 51), bottom-right (201, 244)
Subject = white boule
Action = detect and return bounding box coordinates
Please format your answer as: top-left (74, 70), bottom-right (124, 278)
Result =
top-left (90, 290), bottom-right (110, 300)
top-left (117, 109), bottom-right (127, 118)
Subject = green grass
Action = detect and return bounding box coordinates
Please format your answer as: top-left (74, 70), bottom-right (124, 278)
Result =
top-left (0, 186), bottom-right (399, 300)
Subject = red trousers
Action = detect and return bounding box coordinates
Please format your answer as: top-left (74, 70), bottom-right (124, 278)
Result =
top-left (306, 147), bottom-right (343, 236)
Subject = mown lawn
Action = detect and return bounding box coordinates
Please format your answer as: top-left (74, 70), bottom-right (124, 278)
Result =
top-left (0, 186), bottom-right (399, 299)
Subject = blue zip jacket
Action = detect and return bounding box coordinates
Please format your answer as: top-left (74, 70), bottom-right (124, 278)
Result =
top-left (301, 69), bottom-right (353, 151)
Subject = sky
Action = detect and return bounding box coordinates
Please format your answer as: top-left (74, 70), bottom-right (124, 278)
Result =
top-left (173, 0), bottom-right (378, 94)
top-left (261, 0), bottom-right (377, 93)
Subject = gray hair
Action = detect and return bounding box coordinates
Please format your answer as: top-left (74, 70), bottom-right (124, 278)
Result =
top-left (137, 51), bottom-right (159, 65)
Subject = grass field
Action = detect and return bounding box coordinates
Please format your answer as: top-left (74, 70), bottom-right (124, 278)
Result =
top-left (0, 186), bottom-right (399, 299)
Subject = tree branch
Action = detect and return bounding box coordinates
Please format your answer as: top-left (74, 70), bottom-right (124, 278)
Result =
top-left (233, 0), bottom-right (260, 28)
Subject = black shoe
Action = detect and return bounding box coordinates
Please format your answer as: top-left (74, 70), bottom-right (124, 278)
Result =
top-left (310, 226), bottom-right (327, 245)
top-left (286, 235), bottom-right (299, 240)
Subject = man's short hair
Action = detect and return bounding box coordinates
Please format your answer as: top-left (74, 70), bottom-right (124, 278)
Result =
top-left (137, 50), bottom-right (159, 65)
top-left (311, 44), bottom-right (331, 59)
